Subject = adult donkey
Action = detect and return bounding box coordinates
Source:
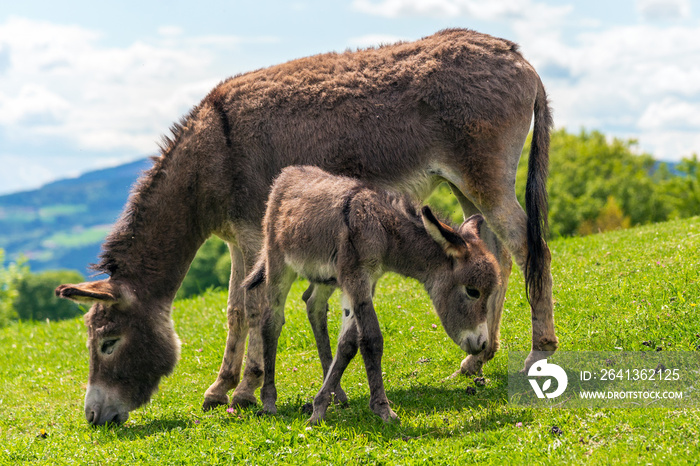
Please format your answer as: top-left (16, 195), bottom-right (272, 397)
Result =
top-left (56, 28), bottom-right (556, 426)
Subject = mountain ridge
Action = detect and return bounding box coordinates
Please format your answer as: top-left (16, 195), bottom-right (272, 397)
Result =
top-left (0, 158), bottom-right (152, 274)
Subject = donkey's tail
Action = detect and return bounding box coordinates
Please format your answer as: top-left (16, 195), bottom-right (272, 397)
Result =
top-left (242, 255), bottom-right (266, 291)
top-left (524, 78), bottom-right (553, 302)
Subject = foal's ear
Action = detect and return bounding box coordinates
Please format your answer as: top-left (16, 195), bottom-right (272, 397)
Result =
top-left (421, 206), bottom-right (468, 257)
top-left (55, 280), bottom-right (121, 305)
top-left (459, 214), bottom-right (486, 240)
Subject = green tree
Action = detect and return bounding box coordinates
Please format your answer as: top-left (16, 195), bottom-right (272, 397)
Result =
top-left (177, 237), bottom-right (231, 299)
top-left (516, 129), bottom-right (671, 237)
top-left (0, 250), bottom-right (29, 327)
top-left (14, 270), bottom-right (85, 321)
top-left (657, 154), bottom-right (700, 219)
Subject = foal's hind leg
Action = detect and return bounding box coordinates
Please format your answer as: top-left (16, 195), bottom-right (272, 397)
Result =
top-left (303, 284), bottom-right (348, 404)
top-left (260, 267), bottom-right (296, 414)
top-left (204, 243), bottom-right (248, 410)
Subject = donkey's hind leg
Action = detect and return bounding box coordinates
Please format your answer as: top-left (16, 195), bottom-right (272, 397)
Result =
top-left (302, 284), bottom-right (348, 404)
top-left (229, 231), bottom-right (267, 408)
top-left (204, 242), bottom-right (248, 410)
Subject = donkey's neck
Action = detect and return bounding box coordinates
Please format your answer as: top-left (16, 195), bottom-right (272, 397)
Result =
top-left (97, 156), bottom-right (215, 302)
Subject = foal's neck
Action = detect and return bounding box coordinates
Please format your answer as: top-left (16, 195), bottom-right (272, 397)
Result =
top-left (382, 209), bottom-right (450, 285)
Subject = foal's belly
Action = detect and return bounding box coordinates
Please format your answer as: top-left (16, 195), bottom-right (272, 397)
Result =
top-left (285, 254), bottom-right (339, 286)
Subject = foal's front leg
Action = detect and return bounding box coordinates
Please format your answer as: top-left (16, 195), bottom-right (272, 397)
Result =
top-left (302, 283), bottom-right (348, 404)
top-left (309, 299), bottom-right (359, 425)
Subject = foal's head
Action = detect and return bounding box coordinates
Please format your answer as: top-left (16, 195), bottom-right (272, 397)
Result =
top-left (55, 280), bottom-right (180, 425)
top-left (421, 207), bottom-right (500, 355)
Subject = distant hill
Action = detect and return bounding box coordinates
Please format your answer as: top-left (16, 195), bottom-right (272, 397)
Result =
top-left (0, 159), bottom-right (152, 274)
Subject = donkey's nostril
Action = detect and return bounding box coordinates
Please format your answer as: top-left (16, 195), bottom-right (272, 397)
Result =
top-left (87, 410), bottom-right (96, 424)
top-left (481, 341), bottom-right (487, 351)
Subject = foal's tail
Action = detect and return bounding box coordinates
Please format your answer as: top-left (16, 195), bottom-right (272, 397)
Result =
top-left (524, 78), bottom-right (553, 302)
top-left (242, 256), bottom-right (266, 291)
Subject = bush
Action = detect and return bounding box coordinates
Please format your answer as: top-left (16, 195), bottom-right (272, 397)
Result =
top-left (13, 270), bottom-right (85, 322)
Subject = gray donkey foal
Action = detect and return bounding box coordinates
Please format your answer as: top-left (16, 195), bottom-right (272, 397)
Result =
top-left (244, 166), bottom-right (500, 423)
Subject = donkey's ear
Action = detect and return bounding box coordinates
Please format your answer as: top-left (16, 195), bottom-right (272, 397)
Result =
top-left (55, 280), bottom-right (120, 305)
top-left (421, 206), bottom-right (467, 257)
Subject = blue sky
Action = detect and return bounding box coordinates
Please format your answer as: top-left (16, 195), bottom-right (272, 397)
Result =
top-left (1, 0), bottom-right (698, 194)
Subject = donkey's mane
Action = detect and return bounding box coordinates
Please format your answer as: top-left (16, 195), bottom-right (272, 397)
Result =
top-left (91, 101), bottom-right (206, 277)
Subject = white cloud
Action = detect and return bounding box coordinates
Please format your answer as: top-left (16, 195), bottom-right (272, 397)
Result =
top-left (636, 0), bottom-right (691, 22)
top-left (351, 0), bottom-right (571, 22)
top-left (0, 16), bottom-right (275, 155)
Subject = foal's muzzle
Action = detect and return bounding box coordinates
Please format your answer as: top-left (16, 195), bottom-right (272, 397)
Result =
top-left (84, 384), bottom-right (130, 426)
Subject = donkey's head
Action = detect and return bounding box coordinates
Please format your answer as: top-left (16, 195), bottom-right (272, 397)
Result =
top-left (421, 207), bottom-right (500, 355)
top-left (55, 280), bottom-right (180, 426)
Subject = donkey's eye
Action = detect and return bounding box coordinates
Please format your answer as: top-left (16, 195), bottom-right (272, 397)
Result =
top-left (100, 338), bottom-right (119, 355)
top-left (465, 287), bottom-right (481, 300)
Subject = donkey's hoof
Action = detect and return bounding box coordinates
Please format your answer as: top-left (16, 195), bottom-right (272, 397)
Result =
top-left (202, 394), bottom-right (229, 412)
top-left (300, 402), bottom-right (314, 415)
top-left (522, 348), bottom-right (556, 373)
top-left (381, 409), bottom-right (400, 424)
top-left (307, 413), bottom-right (324, 426)
top-left (458, 355), bottom-right (484, 376)
top-left (230, 393), bottom-right (258, 409)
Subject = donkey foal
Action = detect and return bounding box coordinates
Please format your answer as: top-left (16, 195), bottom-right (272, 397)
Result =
top-left (244, 166), bottom-right (500, 423)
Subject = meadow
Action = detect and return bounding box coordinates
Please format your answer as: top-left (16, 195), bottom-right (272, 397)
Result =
top-left (1, 216), bottom-right (698, 464)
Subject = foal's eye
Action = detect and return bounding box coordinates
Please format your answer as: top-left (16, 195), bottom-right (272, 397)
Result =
top-left (100, 338), bottom-right (119, 355)
top-left (465, 287), bottom-right (481, 300)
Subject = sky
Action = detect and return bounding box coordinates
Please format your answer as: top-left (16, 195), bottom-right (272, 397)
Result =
top-left (1, 0), bottom-right (699, 194)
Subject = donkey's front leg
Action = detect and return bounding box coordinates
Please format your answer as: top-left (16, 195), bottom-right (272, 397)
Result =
top-left (302, 284), bottom-right (348, 404)
top-left (204, 244), bottom-right (248, 410)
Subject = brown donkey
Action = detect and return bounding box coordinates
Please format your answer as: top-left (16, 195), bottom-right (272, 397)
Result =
top-left (56, 28), bottom-right (556, 425)
top-left (243, 166), bottom-right (500, 422)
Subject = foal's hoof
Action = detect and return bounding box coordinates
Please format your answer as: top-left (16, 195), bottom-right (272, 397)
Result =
top-left (202, 394), bottom-right (229, 412)
top-left (332, 387), bottom-right (348, 406)
top-left (230, 393), bottom-right (258, 409)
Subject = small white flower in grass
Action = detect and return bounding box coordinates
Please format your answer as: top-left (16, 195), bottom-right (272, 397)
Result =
top-left (431, 324), bottom-right (437, 329)
top-left (226, 407), bottom-right (235, 413)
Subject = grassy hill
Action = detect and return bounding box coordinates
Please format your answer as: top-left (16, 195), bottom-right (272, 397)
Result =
top-left (0, 216), bottom-right (698, 464)
top-left (0, 159), bottom-right (151, 274)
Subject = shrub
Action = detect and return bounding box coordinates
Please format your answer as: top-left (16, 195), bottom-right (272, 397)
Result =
top-left (13, 270), bottom-right (85, 322)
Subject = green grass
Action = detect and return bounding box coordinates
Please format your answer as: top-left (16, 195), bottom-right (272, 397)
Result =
top-left (1, 217), bottom-right (699, 464)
